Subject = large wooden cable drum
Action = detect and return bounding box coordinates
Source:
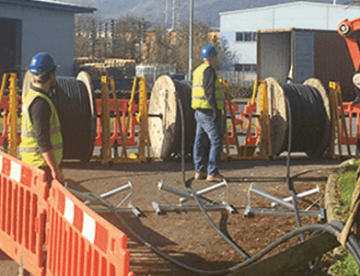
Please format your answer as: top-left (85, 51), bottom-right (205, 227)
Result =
top-left (263, 77), bottom-right (331, 158)
top-left (148, 75), bottom-right (195, 160)
top-left (22, 70), bottom-right (97, 162)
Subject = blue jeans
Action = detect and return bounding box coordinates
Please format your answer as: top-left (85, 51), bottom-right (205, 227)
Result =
top-left (193, 109), bottom-right (223, 176)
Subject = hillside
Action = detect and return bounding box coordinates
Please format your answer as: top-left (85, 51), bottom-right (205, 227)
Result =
top-left (89, 0), bottom-right (350, 26)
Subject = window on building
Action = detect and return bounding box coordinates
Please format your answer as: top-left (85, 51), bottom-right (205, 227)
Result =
top-left (235, 32), bottom-right (257, 42)
top-left (236, 32), bottom-right (243, 42)
top-left (244, 32), bottom-right (252, 42)
top-left (235, 64), bottom-right (257, 72)
top-left (243, 64), bottom-right (252, 71)
top-left (235, 64), bottom-right (242, 71)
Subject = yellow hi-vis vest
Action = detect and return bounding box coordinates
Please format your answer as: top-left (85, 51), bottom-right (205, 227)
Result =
top-left (191, 63), bottom-right (224, 110)
top-left (20, 89), bottom-right (63, 167)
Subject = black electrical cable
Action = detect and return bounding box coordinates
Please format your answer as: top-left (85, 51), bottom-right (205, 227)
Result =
top-left (282, 83), bottom-right (327, 157)
top-left (69, 187), bottom-right (360, 275)
top-left (285, 97), bottom-right (305, 242)
top-left (66, 88), bottom-right (360, 275)
top-left (49, 77), bottom-right (96, 162)
top-left (177, 97), bottom-right (250, 260)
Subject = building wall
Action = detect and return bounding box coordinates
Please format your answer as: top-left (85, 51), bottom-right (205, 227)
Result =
top-left (0, 3), bottom-right (75, 78)
top-left (220, 2), bottom-right (360, 71)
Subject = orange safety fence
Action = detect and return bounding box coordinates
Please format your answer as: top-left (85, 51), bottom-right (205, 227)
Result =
top-left (225, 101), bottom-right (243, 145)
top-left (46, 180), bottom-right (134, 276)
top-left (340, 102), bottom-right (360, 144)
top-left (95, 98), bottom-right (138, 147)
top-left (0, 95), bottom-right (258, 149)
top-left (0, 95), bottom-right (22, 147)
top-left (0, 150), bottom-right (48, 276)
top-left (240, 101), bottom-right (259, 146)
top-left (225, 101), bottom-right (259, 146)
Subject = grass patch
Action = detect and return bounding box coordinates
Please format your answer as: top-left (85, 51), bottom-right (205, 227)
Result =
top-left (332, 160), bottom-right (360, 276)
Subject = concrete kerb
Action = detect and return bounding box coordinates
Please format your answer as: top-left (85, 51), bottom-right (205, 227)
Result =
top-left (324, 158), bottom-right (357, 275)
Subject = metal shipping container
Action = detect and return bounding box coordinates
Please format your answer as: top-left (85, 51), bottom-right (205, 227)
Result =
top-left (257, 28), bottom-right (355, 101)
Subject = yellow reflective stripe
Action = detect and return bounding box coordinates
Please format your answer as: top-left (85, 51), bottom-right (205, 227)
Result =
top-left (52, 143), bottom-right (63, 150)
top-left (192, 96), bottom-right (206, 100)
top-left (19, 146), bottom-right (39, 152)
top-left (50, 126), bottom-right (61, 135)
top-left (22, 126), bottom-right (61, 137)
top-left (19, 143), bottom-right (62, 153)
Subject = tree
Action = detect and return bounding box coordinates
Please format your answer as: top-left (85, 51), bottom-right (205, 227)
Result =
top-left (74, 14), bottom-right (236, 75)
top-left (113, 15), bottom-right (151, 62)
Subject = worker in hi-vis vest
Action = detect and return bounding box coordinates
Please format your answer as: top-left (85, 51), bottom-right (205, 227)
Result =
top-left (191, 44), bottom-right (226, 183)
top-left (20, 52), bottom-right (64, 184)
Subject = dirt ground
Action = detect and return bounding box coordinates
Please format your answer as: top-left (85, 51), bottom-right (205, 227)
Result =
top-left (0, 154), bottom-right (342, 275)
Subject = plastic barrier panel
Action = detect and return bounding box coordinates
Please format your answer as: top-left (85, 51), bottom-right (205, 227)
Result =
top-left (0, 151), bottom-right (48, 276)
top-left (225, 101), bottom-right (243, 145)
top-left (46, 180), bottom-right (133, 276)
top-left (95, 99), bottom-right (138, 147)
top-left (341, 102), bottom-right (360, 144)
top-left (0, 95), bottom-right (22, 148)
top-left (240, 101), bottom-right (259, 146)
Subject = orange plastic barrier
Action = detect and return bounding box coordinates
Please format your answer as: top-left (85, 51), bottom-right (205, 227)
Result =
top-left (0, 151), bottom-right (48, 276)
top-left (95, 98), bottom-right (138, 147)
top-left (0, 95), bottom-right (249, 149)
top-left (46, 180), bottom-right (134, 276)
top-left (0, 95), bottom-right (22, 147)
top-left (341, 102), bottom-right (360, 144)
top-left (225, 101), bottom-right (243, 145)
top-left (240, 101), bottom-right (259, 146)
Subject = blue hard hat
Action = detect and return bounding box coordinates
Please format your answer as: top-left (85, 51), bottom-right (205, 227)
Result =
top-left (29, 52), bottom-right (57, 75)
top-left (200, 45), bottom-right (218, 58)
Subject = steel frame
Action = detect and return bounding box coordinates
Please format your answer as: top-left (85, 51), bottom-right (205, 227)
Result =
top-left (244, 185), bottom-right (325, 220)
top-left (152, 179), bottom-right (235, 215)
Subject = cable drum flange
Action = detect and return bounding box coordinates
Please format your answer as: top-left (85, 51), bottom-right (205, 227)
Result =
top-left (22, 70), bottom-right (97, 162)
top-left (148, 75), bottom-right (195, 160)
top-left (262, 77), bottom-right (331, 158)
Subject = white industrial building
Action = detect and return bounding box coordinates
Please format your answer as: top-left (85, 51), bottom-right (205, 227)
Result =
top-left (220, 1), bottom-right (360, 72)
top-left (0, 0), bottom-right (95, 79)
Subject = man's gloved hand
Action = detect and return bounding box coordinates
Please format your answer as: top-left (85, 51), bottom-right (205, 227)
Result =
top-left (212, 108), bottom-right (220, 122)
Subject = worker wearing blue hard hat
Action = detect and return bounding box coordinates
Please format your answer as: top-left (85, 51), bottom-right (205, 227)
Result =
top-left (20, 52), bottom-right (64, 184)
top-left (191, 44), bottom-right (226, 182)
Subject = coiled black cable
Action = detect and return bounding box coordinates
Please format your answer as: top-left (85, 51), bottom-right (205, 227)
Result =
top-left (49, 76), bottom-right (96, 162)
top-left (67, 90), bottom-right (360, 275)
top-left (282, 83), bottom-right (327, 157)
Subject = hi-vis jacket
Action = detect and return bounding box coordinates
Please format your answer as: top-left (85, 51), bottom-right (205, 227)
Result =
top-left (20, 89), bottom-right (63, 167)
top-left (191, 63), bottom-right (224, 110)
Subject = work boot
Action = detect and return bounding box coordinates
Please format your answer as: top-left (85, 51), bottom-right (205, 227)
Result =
top-left (194, 172), bottom-right (207, 180)
top-left (206, 174), bottom-right (227, 183)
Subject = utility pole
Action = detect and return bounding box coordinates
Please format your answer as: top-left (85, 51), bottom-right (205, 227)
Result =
top-left (171, 0), bottom-right (176, 30)
top-left (111, 19), bottom-right (115, 57)
top-left (140, 18), bottom-right (145, 63)
top-left (188, 0), bottom-right (194, 81)
top-left (165, 0), bottom-right (168, 28)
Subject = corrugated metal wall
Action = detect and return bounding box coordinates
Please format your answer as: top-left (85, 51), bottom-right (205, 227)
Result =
top-left (257, 31), bottom-right (291, 84)
top-left (293, 31), bottom-right (314, 83)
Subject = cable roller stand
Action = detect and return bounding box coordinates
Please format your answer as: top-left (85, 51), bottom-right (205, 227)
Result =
top-left (245, 77), bottom-right (330, 220)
